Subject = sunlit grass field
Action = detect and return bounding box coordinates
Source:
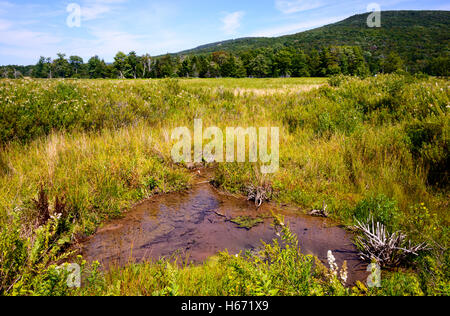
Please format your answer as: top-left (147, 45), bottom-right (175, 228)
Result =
top-left (0, 75), bottom-right (448, 296)
top-left (176, 77), bottom-right (327, 89)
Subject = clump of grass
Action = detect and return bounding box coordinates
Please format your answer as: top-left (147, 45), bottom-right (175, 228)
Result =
top-left (0, 124), bottom-right (192, 238)
top-left (229, 216), bottom-right (264, 230)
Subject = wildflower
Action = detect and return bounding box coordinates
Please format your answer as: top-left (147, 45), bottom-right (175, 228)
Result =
top-left (328, 250), bottom-right (348, 285)
top-left (327, 250), bottom-right (338, 276)
top-left (340, 261), bottom-right (348, 285)
top-left (50, 213), bottom-right (62, 221)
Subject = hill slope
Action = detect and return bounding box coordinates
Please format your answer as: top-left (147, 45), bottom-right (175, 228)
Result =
top-left (177, 10), bottom-right (450, 63)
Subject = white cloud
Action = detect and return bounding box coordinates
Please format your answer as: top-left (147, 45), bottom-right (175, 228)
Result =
top-left (0, 18), bottom-right (11, 30)
top-left (221, 11), bottom-right (245, 35)
top-left (0, 1), bottom-right (13, 14)
top-left (0, 1), bottom-right (13, 8)
top-left (275, 0), bottom-right (323, 14)
top-left (251, 16), bottom-right (346, 37)
top-left (81, 5), bottom-right (111, 21)
top-left (0, 27), bottom-right (61, 47)
top-left (60, 26), bottom-right (189, 61)
top-left (80, 0), bottom-right (129, 21)
top-left (0, 22), bottom-right (61, 63)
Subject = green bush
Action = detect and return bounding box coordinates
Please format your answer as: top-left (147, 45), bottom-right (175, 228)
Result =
top-left (352, 195), bottom-right (399, 229)
top-left (328, 75), bottom-right (347, 87)
top-left (0, 220), bottom-right (28, 294)
top-left (316, 112), bottom-right (336, 137)
top-left (0, 215), bottom-right (73, 296)
top-left (405, 119), bottom-right (449, 187)
top-left (417, 255), bottom-right (450, 296)
top-left (374, 271), bottom-right (424, 296)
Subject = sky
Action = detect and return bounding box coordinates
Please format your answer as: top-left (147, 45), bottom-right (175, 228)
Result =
top-left (0, 0), bottom-right (449, 65)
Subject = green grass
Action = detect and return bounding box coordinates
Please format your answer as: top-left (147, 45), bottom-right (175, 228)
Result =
top-left (0, 75), bottom-right (448, 296)
top-left (176, 77), bottom-right (327, 89)
top-left (229, 216), bottom-right (265, 230)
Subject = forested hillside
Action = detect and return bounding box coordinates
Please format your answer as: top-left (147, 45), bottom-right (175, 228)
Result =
top-left (178, 10), bottom-right (450, 74)
top-left (181, 11), bottom-right (449, 57)
top-left (1, 11), bottom-right (448, 79)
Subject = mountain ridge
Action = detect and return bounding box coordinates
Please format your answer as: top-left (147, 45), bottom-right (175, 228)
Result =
top-left (175, 10), bottom-right (450, 58)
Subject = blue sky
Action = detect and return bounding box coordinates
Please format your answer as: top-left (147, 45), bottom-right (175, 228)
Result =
top-left (0, 0), bottom-right (448, 65)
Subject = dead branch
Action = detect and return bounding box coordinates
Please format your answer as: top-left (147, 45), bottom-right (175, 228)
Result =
top-left (309, 202), bottom-right (329, 218)
top-left (354, 217), bottom-right (428, 267)
top-left (246, 184), bottom-right (273, 208)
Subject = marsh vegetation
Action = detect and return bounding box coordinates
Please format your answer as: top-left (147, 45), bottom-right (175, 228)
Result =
top-left (0, 75), bottom-right (448, 296)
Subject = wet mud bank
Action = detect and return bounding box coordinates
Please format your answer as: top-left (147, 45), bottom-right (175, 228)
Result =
top-left (81, 176), bottom-right (368, 285)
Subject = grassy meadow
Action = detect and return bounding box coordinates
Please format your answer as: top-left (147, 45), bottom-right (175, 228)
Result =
top-left (0, 75), bottom-right (448, 296)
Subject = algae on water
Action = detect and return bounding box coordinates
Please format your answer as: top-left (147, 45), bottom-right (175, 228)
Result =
top-left (229, 216), bottom-right (264, 230)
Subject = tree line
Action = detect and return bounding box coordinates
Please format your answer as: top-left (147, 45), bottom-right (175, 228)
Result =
top-left (1, 46), bottom-right (448, 79)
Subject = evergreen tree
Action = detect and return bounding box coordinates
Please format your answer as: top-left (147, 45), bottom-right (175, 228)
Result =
top-left (221, 54), bottom-right (237, 77)
top-left (32, 57), bottom-right (47, 78)
top-left (320, 47), bottom-right (341, 76)
top-left (308, 50), bottom-right (321, 77)
top-left (88, 56), bottom-right (108, 78)
top-left (178, 57), bottom-right (192, 78)
top-left (157, 54), bottom-right (175, 78)
top-left (292, 50), bottom-right (310, 77)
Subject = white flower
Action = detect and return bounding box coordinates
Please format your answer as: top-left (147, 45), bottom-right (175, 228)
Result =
top-left (340, 268), bottom-right (348, 285)
top-left (328, 250), bottom-right (348, 285)
top-left (50, 213), bottom-right (62, 221)
top-left (327, 250), bottom-right (338, 275)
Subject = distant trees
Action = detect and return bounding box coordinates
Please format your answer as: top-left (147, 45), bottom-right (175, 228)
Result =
top-left (87, 56), bottom-right (109, 78)
top-left (273, 49), bottom-right (293, 77)
top-left (177, 57), bottom-right (191, 78)
top-left (53, 53), bottom-right (71, 78)
top-left (126, 51), bottom-right (139, 79)
top-left (0, 66), bottom-right (26, 79)
top-left (22, 45), bottom-right (446, 80)
top-left (249, 54), bottom-right (271, 78)
top-left (381, 52), bottom-right (405, 73)
top-left (218, 53), bottom-right (246, 78)
top-left (2, 11), bottom-right (446, 80)
top-left (69, 56), bottom-right (84, 77)
top-left (113, 52), bottom-right (129, 79)
top-left (308, 50), bottom-right (322, 77)
top-left (155, 54), bottom-right (176, 78)
top-left (140, 54), bottom-right (152, 78)
top-left (291, 51), bottom-right (310, 77)
top-left (320, 47), bottom-right (341, 76)
top-left (427, 55), bottom-right (450, 77)
top-left (32, 57), bottom-right (53, 78)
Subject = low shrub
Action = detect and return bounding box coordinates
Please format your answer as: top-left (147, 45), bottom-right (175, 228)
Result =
top-left (352, 194), bottom-right (399, 229)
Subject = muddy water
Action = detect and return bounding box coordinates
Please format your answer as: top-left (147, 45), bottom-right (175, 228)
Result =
top-left (81, 179), bottom-right (368, 285)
